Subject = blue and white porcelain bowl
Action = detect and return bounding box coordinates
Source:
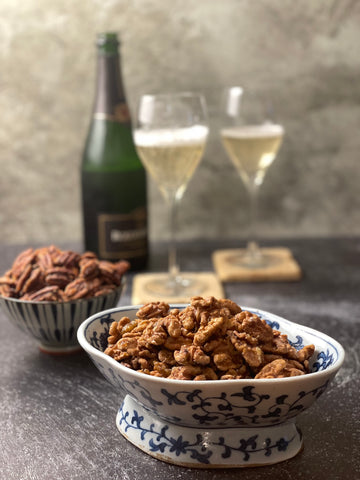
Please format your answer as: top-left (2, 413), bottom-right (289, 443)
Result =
top-left (77, 305), bottom-right (344, 468)
top-left (0, 283), bottom-right (125, 354)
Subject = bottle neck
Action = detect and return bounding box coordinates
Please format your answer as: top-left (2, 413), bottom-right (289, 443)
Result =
top-left (93, 53), bottom-right (130, 124)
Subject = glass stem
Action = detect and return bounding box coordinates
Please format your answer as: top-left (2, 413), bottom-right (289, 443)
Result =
top-left (168, 196), bottom-right (180, 285)
top-left (246, 183), bottom-right (262, 262)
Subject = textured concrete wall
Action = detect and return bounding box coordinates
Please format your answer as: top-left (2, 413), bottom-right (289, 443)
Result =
top-left (0, 0), bottom-right (359, 247)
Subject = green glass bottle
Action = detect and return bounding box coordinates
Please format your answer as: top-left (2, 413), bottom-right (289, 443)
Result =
top-left (81, 33), bottom-right (148, 270)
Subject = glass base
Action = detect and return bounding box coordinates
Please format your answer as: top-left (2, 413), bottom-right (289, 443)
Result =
top-left (144, 273), bottom-right (205, 298)
top-left (227, 243), bottom-right (282, 269)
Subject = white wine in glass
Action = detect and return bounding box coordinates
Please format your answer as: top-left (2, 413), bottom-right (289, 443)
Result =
top-left (134, 92), bottom-right (209, 296)
top-left (220, 88), bottom-right (284, 267)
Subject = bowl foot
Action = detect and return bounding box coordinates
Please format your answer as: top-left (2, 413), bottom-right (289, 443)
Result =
top-left (116, 395), bottom-right (303, 468)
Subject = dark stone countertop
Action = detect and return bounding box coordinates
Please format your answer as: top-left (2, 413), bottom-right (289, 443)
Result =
top-left (0, 238), bottom-right (359, 480)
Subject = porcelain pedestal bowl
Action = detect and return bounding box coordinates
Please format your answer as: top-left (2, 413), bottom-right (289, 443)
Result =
top-left (77, 305), bottom-right (344, 468)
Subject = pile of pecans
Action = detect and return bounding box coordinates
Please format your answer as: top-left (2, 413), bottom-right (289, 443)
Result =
top-left (0, 245), bottom-right (129, 302)
top-left (105, 296), bottom-right (315, 380)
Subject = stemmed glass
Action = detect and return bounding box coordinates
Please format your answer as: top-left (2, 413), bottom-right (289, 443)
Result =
top-left (134, 92), bottom-right (209, 296)
top-left (220, 87), bottom-right (284, 267)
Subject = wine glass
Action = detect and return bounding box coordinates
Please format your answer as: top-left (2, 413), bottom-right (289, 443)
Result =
top-left (134, 92), bottom-right (209, 296)
top-left (220, 87), bottom-right (284, 267)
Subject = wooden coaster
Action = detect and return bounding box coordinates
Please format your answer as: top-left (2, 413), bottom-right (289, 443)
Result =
top-left (212, 247), bottom-right (302, 283)
top-left (131, 272), bottom-right (225, 305)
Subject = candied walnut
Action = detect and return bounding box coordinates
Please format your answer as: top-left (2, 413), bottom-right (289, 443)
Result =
top-left (193, 316), bottom-right (224, 346)
top-left (220, 365), bottom-right (250, 380)
top-left (194, 367), bottom-right (218, 381)
top-left (152, 361), bottom-right (172, 377)
top-left (168, 365), bottom-right (203, 380)
top-left (174, 345), bottom-right (210, 366)
top-left (137, 301), bottom-right (170, 319)
top-left (255, 359), bottom-right (305, 379)
top-left (213, 352), bottom-right (241, 371)
top-left (158, 349), bottom-right (176, 365)
top-left (104, 296), bottom-right (315, 381)
top-left (164, 335), bottom-right (192, 351)
top-left (140, 321), bottom-right (168, 347)
top-left (262, 333), bottom-right (298, 359)
top-left (296, 344), bottom-right (315, 363)
top-left (107, 318), bottom-right (132, 344)
top-left (161, 316), bottom-right (182, 337)
top-left (241, 315), bottom-right (274, 344)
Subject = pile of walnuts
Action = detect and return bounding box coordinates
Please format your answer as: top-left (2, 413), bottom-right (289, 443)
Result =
top-left (105, 296), bottom-right (315, 380)
top-left (0, 245), bottom-right (129, 302)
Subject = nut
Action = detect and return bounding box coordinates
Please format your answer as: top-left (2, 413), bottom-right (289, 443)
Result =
top-left (105, 296), bottom-right (315, 381)
top-left (0, 245), bottom-right (130, 302)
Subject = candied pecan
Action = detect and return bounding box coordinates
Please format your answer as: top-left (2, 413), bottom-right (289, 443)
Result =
top-left (80, 251), bottom-right (97, 261)
top-left (54, 250), bottom-right (81, 268)
top-left (0, 245), bottom-right (129, 302)
top-left (36, 250), bottom-right (54, 272)
top-left (79, 259), bottom-right (99, 280)
top-left (45, 267), bottom-right (75, 288)
top-left (0, 275), bottom-right (16, 288)
top-left (93, 285), bottom-right (117, 297)
top-left (22, 267), bottom-right (44, 294)
top-left (0, 284), bottom-right (16, 297)
top-left (24, 285), bottom-right (63, 302)
top-left (11, 248), bottom-right (36, 279)
top-left (15, 264), bottom-right (33, 294)
top-left (63, 278), bottom-right (88, 299)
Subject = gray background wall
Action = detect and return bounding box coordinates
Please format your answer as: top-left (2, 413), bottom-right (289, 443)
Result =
top-left (0, 0), bottom-right (359, 247)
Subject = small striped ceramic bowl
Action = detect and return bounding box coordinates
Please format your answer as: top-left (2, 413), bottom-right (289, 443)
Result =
top-left (0, 283), bottom-right (125, 354)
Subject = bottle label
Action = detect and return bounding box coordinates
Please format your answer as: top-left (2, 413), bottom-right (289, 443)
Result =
top-left (97, 207), bottom-right (147, 260)
top-left (93, 103), bottom-right (131, 124)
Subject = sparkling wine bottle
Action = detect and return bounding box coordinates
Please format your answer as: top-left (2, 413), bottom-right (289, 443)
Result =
top-left (81, 32), bottom-right (148, 270)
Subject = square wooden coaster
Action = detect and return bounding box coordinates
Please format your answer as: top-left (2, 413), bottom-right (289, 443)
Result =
top-left (212, 247), bottom-right (302, 283)
top-left (131, 272), bottom-right (225, 305)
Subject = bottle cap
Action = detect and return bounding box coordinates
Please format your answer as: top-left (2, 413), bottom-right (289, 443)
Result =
top-left (96, 32), bottom-right (119, 48)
